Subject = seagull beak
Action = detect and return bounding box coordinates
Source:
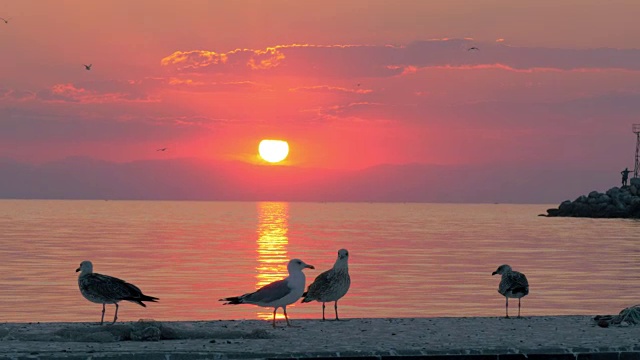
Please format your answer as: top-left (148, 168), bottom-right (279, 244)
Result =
top-left (491, 271), bottom-right (497, 275)
top-left (75, 267), bottom-right (80, 272)
top-left (305, 264), bottom-right (315, 270)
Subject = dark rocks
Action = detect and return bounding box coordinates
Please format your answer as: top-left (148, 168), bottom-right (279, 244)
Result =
top-left (546, 178), bottom-right (640, 218)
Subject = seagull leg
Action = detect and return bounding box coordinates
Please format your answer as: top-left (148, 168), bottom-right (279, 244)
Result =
top-left (284, 307), bottom-right (292, 327)
top-left (272, 308), bottom-right (277, 328)
top-left (100, 304), bottom-right (106, 325)
top-left (505, 297), bottom-right (510, 319)
top-left (518, 298), bottom-right (521, 318)
top-left (322, 302), bottom-right (326, 321)
top-left (112, 303), bottom-right (119, 324)
top-left (334, 301), bottom-right (340, 321)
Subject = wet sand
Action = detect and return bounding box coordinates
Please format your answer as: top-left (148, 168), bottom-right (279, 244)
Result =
top-left (0, 316), bottom-right (638, 359)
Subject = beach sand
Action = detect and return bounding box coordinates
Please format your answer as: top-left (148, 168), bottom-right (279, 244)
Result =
top-left (0, 316), bottom-right (637, 359)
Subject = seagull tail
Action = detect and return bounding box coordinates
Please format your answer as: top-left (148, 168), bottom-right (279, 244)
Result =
top-left (219, 296), bottom-right (243, 305)
top-left (128, 294), bottom-right (159, 307)
top-left (140, 294), bottom-right (159, 303)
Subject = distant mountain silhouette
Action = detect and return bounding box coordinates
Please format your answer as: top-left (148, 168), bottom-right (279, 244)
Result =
top-left (0, 157), bottom-right (618, 203)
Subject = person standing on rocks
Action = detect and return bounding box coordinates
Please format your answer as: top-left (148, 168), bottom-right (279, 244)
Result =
top-left (621, 167), bottom-right (631, 186)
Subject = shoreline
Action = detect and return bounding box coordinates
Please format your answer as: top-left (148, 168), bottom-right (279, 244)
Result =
top-left (1, 316), bottom-right (638, 359)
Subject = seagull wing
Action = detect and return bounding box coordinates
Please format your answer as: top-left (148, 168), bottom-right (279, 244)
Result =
top-left (304, 269), bottom-right (334, 299)
top-left (242, 279), bottom-right (292, 304)
top-left (82, 273), bottom-right (144, 301)
top-left (504, 271), bottom-right (529, 293)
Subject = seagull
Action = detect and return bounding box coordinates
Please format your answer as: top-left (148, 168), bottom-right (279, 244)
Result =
top-left (83, 64), bottom-right (92, 71)
top-left (76, 260), bottom-right (159, 325)
top-left (301, 249), bottom-right (351, 321)
top-left (468, 47), bottom-right (480, 51)
top-left (219, 259), bottom-right (314, 328)
top-left (492, 264), bottom-right (529, 318)
top-left (156, 147), bottom-right (167, 152)
top-left (0, 17), bottom-right (11, 24)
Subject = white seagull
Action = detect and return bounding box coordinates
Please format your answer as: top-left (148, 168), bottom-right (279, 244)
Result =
top-left (301, 249), bottom-right (351, 320)
top-left (492, 264), bottom-right (529, 318)
top-left (76, 260), bottom-right (159, 325)
top-left (219, 258), bottom-right (314, 328)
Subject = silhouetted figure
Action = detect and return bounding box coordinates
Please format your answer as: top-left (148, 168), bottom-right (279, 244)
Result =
top-left (468, 47), bottom-right (479, 51)
top-left (621, 167), bottom-right (631, 186)
top-left (0, 17), bottom-right (11, 24)
top-left (156, 147), bottom-right (167, 152)
top-left (83, 64), bottom-right (92, 71)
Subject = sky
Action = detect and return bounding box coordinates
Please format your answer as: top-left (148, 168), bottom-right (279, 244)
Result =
top-left (1, 0), bottom-right (640, 201)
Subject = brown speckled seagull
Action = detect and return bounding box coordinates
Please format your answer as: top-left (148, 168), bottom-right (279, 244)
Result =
top-left (492, 264), bottom-right (529, 318)
top-left (301, 249), bottom-right (351, 321)
top-left (76, 260), bottom-right (159, 325)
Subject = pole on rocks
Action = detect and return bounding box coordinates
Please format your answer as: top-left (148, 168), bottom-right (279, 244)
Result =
top-left (633, 124), bottom-right (640, 179)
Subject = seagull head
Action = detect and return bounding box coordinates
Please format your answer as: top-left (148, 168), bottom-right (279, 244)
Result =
top-left (288, 259), bottom-right (314, 273)
top-left (76, 260), bottom-right (93, 273)
top-left (492, 264), bottom-right (512, 276)
top-left (337, 248), bottom-right (349, 260)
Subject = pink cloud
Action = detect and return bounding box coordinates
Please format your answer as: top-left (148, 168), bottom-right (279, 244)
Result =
top-left (289, 85), bottom-right (372, 94)
top-left (35, 82), bottom-right (158, 104)
top-left (0, 89), bottom-right (35, 101)
top-left (166, 78), bottom-right (266, 92)
top-left (161, 39), bottom-right (640, 79)
top-left (160, 50), bottom-right (229, 69)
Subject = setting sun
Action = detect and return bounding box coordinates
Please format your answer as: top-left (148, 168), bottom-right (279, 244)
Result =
top-left (258, 140), bottom-right (289, 163)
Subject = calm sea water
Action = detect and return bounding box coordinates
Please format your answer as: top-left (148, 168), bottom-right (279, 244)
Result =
top-left (0, 200), bottom-right (638, 323)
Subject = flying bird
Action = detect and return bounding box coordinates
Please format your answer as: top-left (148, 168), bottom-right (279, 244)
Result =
top-left (468, 47), bottom-right (480, 51)
top-left (156, 147), bottom-right (167, 152)
top-left (0, 17), bottom-right (11, 24)
top-left (83, 64), bottom-right (92, 70)
top-left (301, 249), bottom-right (351, 321)
top-left (76, 260), bottom-right (159, 325)
top-left (219, 259), bottom-right (314, 328)
top-left (492, 264), bottom-right (529, 318)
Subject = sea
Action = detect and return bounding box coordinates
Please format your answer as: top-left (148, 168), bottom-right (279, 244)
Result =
top-left (0, 200), bottom-right (638, 323)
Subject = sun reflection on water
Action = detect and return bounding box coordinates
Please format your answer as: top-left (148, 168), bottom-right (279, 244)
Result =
top-left (255, 202), bottom-right (289, 320)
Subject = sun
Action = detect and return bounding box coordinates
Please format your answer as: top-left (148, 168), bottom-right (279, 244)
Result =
top-left (258, 139), bottom-right (289, 163)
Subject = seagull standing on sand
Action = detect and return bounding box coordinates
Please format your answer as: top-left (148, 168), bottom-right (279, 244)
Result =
top-left (219, 259), bottom-right (314, 328)
top-left (83, 64), bottom-right (92, 71)
top-left (76, 260), bottom-right (159, 325)
top-left (492, 264), bottom-right (529, 318)
top-left (301, 249), bottom-right (351, 321)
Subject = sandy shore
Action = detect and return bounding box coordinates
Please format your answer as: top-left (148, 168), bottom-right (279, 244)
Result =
top-left (0, 316), bottom-right (638, 359)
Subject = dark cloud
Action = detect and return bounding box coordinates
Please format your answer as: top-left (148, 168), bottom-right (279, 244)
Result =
top-left (0, 107), bottom-right (218, 142)
top-left (0, 157), bottom-right (620, 204)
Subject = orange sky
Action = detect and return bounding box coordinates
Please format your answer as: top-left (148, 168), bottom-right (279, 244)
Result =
top-left (1, 0), bottom-right (640, 171)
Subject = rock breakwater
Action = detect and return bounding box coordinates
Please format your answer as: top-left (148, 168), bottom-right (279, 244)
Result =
top-left (546, 178), bottom-right (640, 218)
